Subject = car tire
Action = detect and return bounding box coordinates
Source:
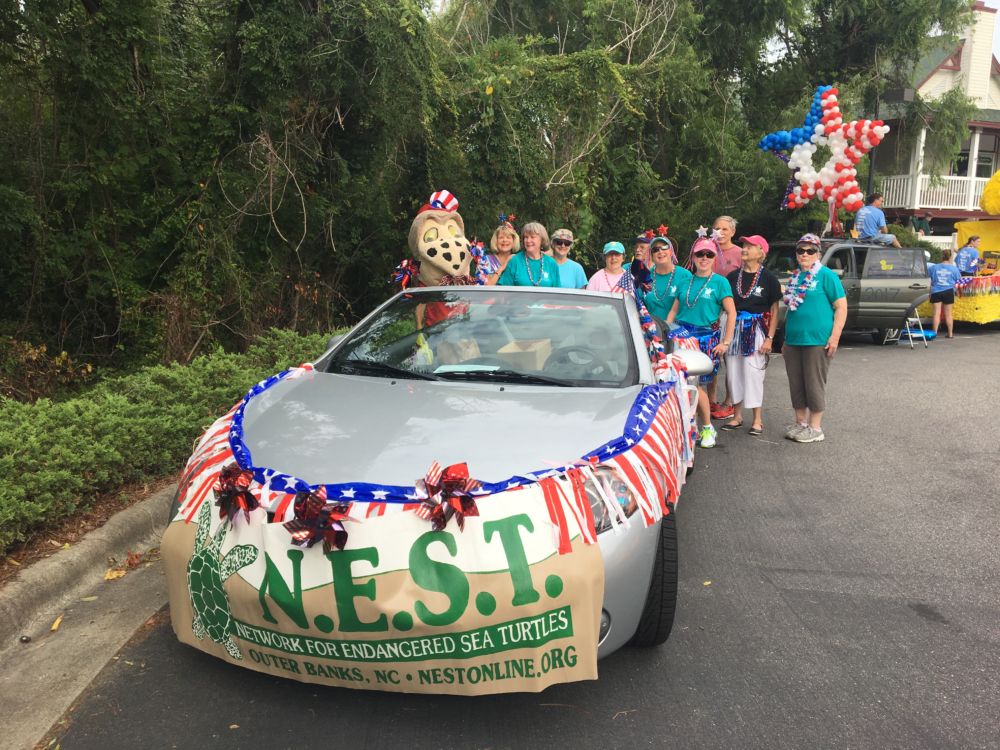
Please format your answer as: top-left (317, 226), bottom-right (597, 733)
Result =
top-left (628, 511), bottom-right (678, 647)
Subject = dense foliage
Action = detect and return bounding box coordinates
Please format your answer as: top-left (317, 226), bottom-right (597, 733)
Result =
top-left (0, 0), bottom-right (975, 370)
top-left (0, 328), bottom-right (332, 551)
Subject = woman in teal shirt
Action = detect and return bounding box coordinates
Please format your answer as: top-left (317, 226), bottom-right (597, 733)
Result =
top-left (666, 236), bottom-right (736, 449)
top-left (496, 222), bottom-right (561, 287)
top-left (640, 236), bottom-right (693, 321)
top-left (782, 233), bottom-right (847, 444)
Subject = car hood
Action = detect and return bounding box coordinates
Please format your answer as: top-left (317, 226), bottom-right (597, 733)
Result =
top-left (239, 371), bottom-right (641, 487)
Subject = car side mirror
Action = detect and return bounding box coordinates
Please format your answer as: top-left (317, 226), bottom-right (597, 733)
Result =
top-left (673, 348), bottom-right (715, 378)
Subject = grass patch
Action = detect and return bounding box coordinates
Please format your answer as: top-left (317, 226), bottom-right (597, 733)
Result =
top-left (0, 329), bottom-right (334, 553)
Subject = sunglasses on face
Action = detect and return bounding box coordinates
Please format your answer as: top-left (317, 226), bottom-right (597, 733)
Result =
top-left (796, 247), bottom-right (819, 255)
top-left (693, 251), bottom-right (716, 259)
top-left (552, 239), bottom-right (572, 247)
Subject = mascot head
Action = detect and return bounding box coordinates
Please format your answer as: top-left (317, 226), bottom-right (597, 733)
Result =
top-left (407, 190), bottom-right (473, 286)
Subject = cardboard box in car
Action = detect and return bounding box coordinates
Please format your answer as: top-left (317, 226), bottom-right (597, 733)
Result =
top-left (497, 339), bottom-right (552, 370)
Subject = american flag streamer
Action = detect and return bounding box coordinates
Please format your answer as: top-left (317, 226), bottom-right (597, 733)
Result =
top-left (173, 359), bottom-right (695, 559)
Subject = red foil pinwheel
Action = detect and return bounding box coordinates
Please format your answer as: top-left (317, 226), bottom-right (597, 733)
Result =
top-left (284, 487), bottom-right (353, 553)
top-left (213, 463), bottom-right (259, 525)
top-left (414, 461), bottom-right (482, 532)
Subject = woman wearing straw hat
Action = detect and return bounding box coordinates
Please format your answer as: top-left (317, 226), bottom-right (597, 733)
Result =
top-left (666, 235), bottom-right (736, 449)
top-left (720, 234), bottom-right (782, 436)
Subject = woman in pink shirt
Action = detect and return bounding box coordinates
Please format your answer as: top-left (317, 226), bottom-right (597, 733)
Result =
top-left (587, 242), bottom-right (629, 292)
top-left (712, 215), bottom-right (743, 277)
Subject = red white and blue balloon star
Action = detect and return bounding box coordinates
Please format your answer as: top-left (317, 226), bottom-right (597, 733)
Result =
top-left (759, 85), bottom-right (890, 213)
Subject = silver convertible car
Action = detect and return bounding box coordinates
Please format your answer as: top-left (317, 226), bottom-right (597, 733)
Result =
top-left (163, 285), bottom-right (711, 694)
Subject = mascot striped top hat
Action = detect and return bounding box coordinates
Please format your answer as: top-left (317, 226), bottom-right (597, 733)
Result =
top-left (419, 189), bottom-right (459, 214)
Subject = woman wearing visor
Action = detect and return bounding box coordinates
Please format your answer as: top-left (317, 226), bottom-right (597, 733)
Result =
top-left (666, 235), bottom-right (736, 449)
top-left (638, 235), bottom-right (692, 324)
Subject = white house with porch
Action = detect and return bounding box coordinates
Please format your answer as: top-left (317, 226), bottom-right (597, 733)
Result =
top-left (875, 1), bottom-right (1000, 249)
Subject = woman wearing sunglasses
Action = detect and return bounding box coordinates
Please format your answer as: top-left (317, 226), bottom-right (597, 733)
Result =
top-left (639, 236), bottom-right (692, 322)
top-left (666, 236), bottom-right (736, 449)
top-left (782, 233), bottom-right (847, 444)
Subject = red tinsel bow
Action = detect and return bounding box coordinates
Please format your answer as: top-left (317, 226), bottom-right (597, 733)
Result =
top-left (643, 229), bottom-right (655, 240)
top-left (437, 274), bottom-right (476, 286)
top-left (213, 463), bottom-right (259, 525)
top-left (392, 258), bottom-right (420, 289)
top-left (414, 461), bottom-right (481, 531)
top-left (284, 487), bottom-right (353, 553)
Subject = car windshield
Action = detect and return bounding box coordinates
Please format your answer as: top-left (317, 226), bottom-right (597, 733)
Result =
top-left (326, 289), bottom-right (638, 387)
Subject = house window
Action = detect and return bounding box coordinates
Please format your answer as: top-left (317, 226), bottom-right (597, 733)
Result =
top-left (953, 134), bottom-right (999, 177)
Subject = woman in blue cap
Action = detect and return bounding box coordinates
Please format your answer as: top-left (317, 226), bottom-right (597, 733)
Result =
top-left (587, 241), bottom-right (629, 292)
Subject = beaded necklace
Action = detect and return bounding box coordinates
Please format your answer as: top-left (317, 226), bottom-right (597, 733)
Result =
top-left (736, 264), bottom-right (764, 300)
top-left (523, 253), bottom-right (544, 286)
top-left (651, 268), bottom-right (677, 302)
top-left (602, 269), bottom-right (625, 290)
top-left (684, 273), bottom-right (712, 307)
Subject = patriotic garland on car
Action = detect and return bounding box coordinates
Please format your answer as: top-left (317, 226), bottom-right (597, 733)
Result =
top-left (175, 353), bottom-right (695, 555)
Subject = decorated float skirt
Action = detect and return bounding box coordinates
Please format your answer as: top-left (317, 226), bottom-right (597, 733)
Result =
top-left (918, 274), bottom-right (1000, 324)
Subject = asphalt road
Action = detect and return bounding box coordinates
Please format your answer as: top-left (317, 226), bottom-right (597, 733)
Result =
top-left (49, 325), bottom-right (1000, 750)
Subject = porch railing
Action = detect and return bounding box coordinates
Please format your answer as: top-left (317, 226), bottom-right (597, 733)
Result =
top-left (879, 174), bottom-right (990, 210)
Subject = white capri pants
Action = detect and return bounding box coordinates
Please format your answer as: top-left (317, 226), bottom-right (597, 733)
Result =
top-left (726, 327), bottom-right (767, 409)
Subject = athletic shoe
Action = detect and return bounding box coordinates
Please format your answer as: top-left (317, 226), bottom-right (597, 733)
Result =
top-left (784, 423), bottom-right (808, 440)
top-left (793, 426), bottom-right (825, 443)
top-left (710, 402), bottom-right (735, 419)
top-left (699, 425), bottom-right (718, 448)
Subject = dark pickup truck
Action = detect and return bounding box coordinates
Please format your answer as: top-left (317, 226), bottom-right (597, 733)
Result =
top-left (766, 239), bottom-right (930, 344)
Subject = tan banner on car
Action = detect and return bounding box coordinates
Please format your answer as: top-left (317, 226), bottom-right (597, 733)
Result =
top-left (162, 486), bottom-right (604, 695)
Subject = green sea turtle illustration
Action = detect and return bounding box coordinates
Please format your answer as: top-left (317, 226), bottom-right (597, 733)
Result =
top-left (186, 500), bottom-right (258, 659)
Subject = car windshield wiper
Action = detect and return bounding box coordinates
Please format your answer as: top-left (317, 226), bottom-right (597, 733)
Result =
top-left (334, 359), bottom-right (440, 381)
top-left (437, 369), bottom-right (572, 387)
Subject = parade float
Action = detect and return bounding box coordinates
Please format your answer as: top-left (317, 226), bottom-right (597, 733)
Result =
top-left (916, 215), bottom-right (1000, 324)
top-left (161, 192), bottom-right (709, 695)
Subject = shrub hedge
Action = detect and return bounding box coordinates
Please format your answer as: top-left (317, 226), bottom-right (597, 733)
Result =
top-left (0, 329), bottom-right (334, 553)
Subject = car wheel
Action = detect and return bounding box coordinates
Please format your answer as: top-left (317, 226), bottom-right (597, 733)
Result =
top-left (628, 511), bottom-right (678, 647)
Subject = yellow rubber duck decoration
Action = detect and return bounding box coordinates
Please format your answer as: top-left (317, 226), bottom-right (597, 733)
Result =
top-left (979, 169), bottom-right (1000, 214)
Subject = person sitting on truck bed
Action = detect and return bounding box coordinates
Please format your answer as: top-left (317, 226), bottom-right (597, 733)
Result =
top-left (855, 193), bottom-right (901, 248)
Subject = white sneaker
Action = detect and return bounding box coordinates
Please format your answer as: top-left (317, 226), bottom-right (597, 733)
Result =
top-left (699, 425), bottom-right (717, 448)
top-left (784, 423), bottom-right (808, 440)
top-left (793, 426), bottom-right (825, 443)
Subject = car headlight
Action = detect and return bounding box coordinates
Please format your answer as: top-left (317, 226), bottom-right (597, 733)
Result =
top-left (586, 467), bottom-right (638, 534)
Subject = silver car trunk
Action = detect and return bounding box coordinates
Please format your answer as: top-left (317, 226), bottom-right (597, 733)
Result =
top-left (240, 371), bottom-right (642, 487)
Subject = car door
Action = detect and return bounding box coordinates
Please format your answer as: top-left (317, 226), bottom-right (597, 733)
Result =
top-left (822, 244), bottom-right (859, 329)
top-left (858, 246), bottom-right (930, 329)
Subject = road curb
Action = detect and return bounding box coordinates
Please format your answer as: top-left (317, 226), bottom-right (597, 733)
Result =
top-left (0, 485), bottom-right (176, 648)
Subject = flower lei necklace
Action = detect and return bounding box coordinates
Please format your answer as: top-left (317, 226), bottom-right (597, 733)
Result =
top-left (685, 273), bottom-right (712, 307)
top-left (651, 268), bottom-right (677, 302)
top-left (523, 253), bottom-right (544, 286)
top-left (736, 264), bottom-right (764, 300)
top-left (783, 261), bottom-right (821, 311)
